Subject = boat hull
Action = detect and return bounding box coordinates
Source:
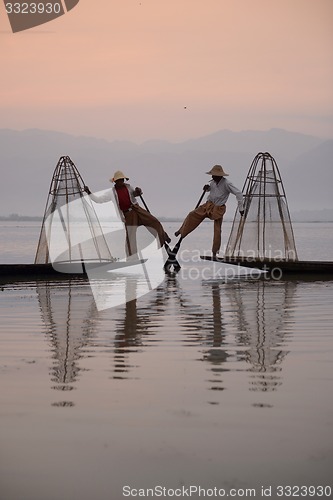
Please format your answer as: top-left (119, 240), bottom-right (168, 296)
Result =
top-left (0, 260), bottom-right (147, 282)
top-left (200, 256), bottom-right (333, 275)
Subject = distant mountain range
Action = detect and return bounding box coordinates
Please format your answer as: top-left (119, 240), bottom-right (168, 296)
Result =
top-left (0, 128), bottom-right (332, 219)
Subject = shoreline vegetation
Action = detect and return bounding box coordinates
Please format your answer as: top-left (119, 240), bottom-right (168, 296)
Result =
top-left (0, 211), bottom-right (333, 223)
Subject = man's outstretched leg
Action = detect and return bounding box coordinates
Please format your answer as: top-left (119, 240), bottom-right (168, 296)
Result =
top-left (175, 204), bottom-right (207, 238)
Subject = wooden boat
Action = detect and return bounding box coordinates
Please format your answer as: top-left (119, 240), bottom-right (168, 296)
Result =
top-left (2, 256), bottom-right (332, 283)
top-left (0, 259), bottom-right (147, 282)
top-left (0, 263), bottom-right (74, 279)
top-left (200, 256), bottom-right (333, 275)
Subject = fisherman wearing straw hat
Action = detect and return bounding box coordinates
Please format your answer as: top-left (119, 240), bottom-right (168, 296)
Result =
top-left (174, 165), bottom-right (244, 257)
top-left (84, 170), bottom-right (170, 256)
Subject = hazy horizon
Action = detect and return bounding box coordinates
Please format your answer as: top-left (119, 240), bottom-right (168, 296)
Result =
top-left (2, 124), bottom-right (333, 145)
top-left (1, 126), bottom-right (332, 220)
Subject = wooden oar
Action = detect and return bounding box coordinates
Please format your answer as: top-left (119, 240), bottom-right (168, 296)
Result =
top-left (163, 188), bottom-right (207, 272)
top-left (139, 195), bottom-right (181, 271)
top-left (139, 194), bottom-right (150, 212)
top-left (194, 188), bottom-right (207, 209)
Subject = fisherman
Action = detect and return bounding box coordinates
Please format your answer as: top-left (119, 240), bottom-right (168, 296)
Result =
top-left (84, 170), bottom-right (170, 256)
top-left (174, 165), bottom-right (244, 258)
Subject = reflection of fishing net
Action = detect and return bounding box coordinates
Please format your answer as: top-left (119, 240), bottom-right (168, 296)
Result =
top-left (37, 281), bottom-right (97, 384)
top-left (225, 280), bottom-right (296, 392)
top-left (225, 152), bottom-right (298, 260)
top-left (35, 156), bottom-right (116, 265)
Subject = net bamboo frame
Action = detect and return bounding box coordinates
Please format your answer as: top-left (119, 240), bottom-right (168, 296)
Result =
top-left (35, 156), bottom-right (115, 265)
top-left (225, 152), bottom-right (298, 261)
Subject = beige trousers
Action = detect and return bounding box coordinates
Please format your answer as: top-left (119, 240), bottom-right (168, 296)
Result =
top-left (124, 205), bottom-right (169, 256)
top-left (177, 201), bottom-right (226, 254)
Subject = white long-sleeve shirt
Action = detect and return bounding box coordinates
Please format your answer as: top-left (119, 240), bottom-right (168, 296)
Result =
top-left (206, 177), bottom-right (244, 211)
top-left (88, 183), bottom-right (139, 221)
top-left (89, 184), bottom-right (138, 206)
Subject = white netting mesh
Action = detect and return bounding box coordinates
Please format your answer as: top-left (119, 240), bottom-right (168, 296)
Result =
top-left (35, 156), bottom-right (116, 265)
top-left (225, 153), bottom-right (298, 260)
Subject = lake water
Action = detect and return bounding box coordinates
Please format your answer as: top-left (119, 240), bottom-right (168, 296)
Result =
top-left (0, 221), bottom-right (333, 500)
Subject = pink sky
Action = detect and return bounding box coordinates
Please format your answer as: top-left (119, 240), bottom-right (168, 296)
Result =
top-left (1, 0), bottom-right (332, 142)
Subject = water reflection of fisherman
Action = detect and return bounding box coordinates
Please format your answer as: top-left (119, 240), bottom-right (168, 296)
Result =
top-left (112, 278), bottom-right (151, 378)
top-left (84, 170), bottom-right (170, 256)
top-left (201, 282), bottom-right (229, 396)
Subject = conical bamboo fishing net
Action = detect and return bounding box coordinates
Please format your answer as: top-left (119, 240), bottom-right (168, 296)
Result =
top-left (225, 152), bottom-right (298, 261)
top-left (35, 156), bottom-right (115, 266)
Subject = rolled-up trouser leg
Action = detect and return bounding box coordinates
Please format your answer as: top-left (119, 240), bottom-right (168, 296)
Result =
top-left (211, 205), bottom-right (226, 254)
top-left (125, 206), bottom-right (168, 253)
top-left (212, 218), bottom-right (223, 254)
top-left (176, 204), bottom-right (208, 238)
top-left (125, 225), bottom-right (138, 256)
top-left (124, 210), bottom-right (139, 256)
top-left (133, 206), bottom-right (169, 247)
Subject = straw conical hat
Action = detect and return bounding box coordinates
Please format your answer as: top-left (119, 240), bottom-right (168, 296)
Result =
top-left (111, 170), bottom-right (129, 182)
top-left (206, 165), bottom-right (229, 176)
